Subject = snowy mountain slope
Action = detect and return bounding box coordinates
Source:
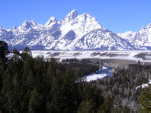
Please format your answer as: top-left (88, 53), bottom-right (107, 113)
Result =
top-left (60, 10), bottom-right (102, 39)
top-left (118, 31), bottom-right (136, 42)
top-left (75, 29), bottom-right (134, 50)
top-left (118, 24), bottom-right (151, 49)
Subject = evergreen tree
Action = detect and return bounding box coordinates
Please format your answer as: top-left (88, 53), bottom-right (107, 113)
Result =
top-left (22, 47), bottom-right (32, 56)
top-left (139, 86), bottom-right (151, 113)
top-left (0, 41), bottom-right (8, 62)
top-left (12, 48), bottom-right (20, 55)
top-left (97, 96), bottom-right (113, 113)
top-left (77, 99), bottom-right (95, 113)
top-left (28, 89), bottom-right (45, 113)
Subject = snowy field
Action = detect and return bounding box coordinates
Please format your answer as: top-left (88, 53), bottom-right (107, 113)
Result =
top-left (31, 50), bottom-right (151, 82)
top-left (31, 50), bottom-right (151, 63)
top-left (136, 80), bottom-right (151, 89)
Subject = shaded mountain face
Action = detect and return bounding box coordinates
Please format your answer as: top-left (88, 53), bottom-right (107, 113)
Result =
top-left (0, 10), bottom-right (150, 50)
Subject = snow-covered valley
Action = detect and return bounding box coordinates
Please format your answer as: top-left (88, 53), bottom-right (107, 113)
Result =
top-left (31, 50), bottom-right (151, 63)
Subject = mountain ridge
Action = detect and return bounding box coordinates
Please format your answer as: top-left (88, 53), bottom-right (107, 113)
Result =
top-left (0, 10), bottom-right (151, 50)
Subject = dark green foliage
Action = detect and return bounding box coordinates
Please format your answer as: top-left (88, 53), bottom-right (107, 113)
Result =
top-left (0, 53), bottom-right (102, 113)
top-left (1, 45), bottom-right (151, 113)
top-left (139, 86), bottom-right (151, 113)
top-left (77, 99), bottom-right (95, 113)
top-left (12, 48), bottom-right (20, 55)
top-left (0, 41), bottom-right (8, 62)
top-left (29, 88), bottom-right (45, 113)
top-left (96, 64), bottom-right (151, 113)
top-left (97, 96), bottom-right (113, 113)
top-left (22, 47), bottom-right (32, 57)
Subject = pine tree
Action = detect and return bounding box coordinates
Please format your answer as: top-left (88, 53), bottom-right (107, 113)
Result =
top-left (22, 47), bottom-right (32, 56)
top-left (28, 89), bottom-right (45, 113)
top-left (0, 41), bottom-right (8, 62)
top-left (77, 99), bottom-right (95, 113)
top-left (139, 86), bottom-right (151, 113)
top-left (97, 96), bottom-right (113, 113)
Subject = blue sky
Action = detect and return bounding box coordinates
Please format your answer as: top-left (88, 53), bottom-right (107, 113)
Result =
top-left (0, 0), bottom-right (151, 32)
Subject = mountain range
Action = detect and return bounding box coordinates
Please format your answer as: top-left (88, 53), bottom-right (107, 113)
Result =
top-left (0, 10), bottom-right (151, 51)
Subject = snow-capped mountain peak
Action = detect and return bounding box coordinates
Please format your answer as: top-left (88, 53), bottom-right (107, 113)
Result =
top-left (60, 10), bottom-right (102, 40)
top-left (79, 13), bottom-right (95, 21)
top-left (65, 9), bottom-right (79, 21)
top-left (18, 20), bottom-right (38, 32)
top-left (21, 20), bottom-right (37, 28)
top-left (45, 17), bottom-right (58, 26)
top-left (144, 23), bottom-right (151, 29)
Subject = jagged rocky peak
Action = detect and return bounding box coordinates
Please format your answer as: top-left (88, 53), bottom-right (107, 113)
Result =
top-left (144, 23), bottom-right (151, 29)
top-left (18, 20), bottom-right (38, 31)
top-left (79, 13), bottom-right (103, 28)
top-left (65, 9), bottom-right (78, 20)
top-left (22, 20), bottom-right (37, 27)
top-left (45, 17), bottom-right (58, 26)
top-left (0, 26), bottom-right (8, 33)
top-left (80, 13), bottom-right (93, 19)
top-left (60, 10), bottom-right (103, 39)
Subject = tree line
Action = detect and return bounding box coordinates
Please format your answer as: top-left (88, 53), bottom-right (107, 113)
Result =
top-left (0, 40), bottom-right (151, 113)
